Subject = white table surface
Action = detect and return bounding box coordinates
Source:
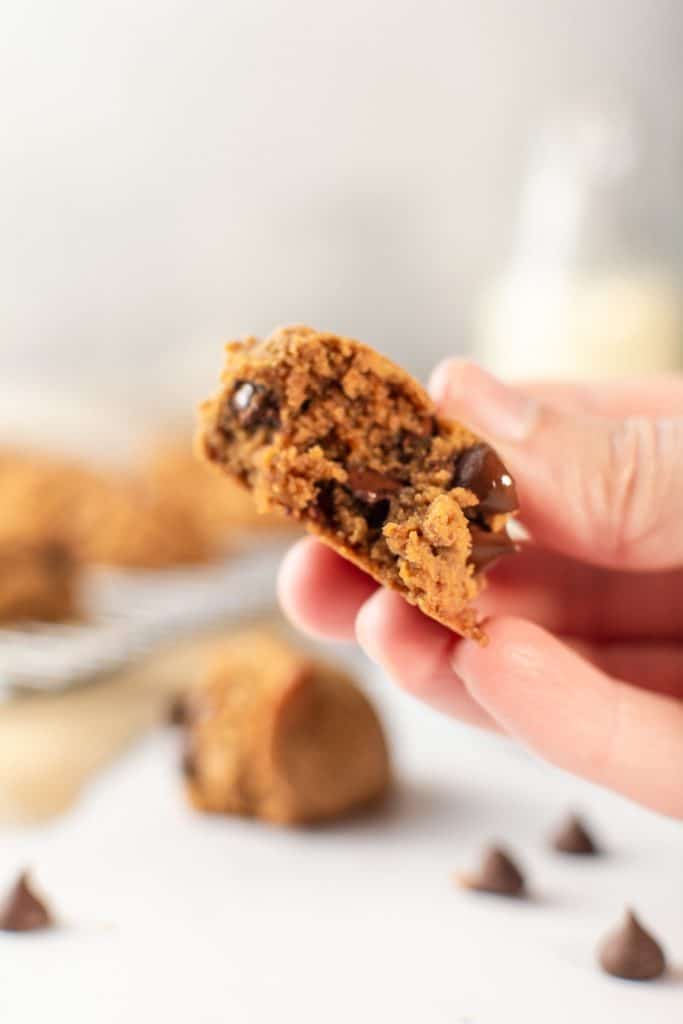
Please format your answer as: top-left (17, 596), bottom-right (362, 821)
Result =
top-left (1, 648), bottom-right (682, 1023)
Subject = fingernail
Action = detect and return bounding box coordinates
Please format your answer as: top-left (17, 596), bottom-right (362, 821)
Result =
top-left (444, 363), bottom-right (537, 443)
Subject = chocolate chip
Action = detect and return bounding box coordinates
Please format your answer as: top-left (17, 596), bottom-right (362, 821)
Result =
top-left (346, 469), bottom-right (401, 504)
top-left (469, 526), bottom-right (516, 573)
top-left (459, 845), bottom-right (526, 897)
top-left (364, 498), bottom-right (391, 530)
top-left (453, 444), bottom-right (518, 517)
top-left (230, 380), bottom-right (280, 430)
top-left (598, 910), bottom-right (666, 981)
top-left (345, 469), bottom-right (400, 531)
top-left (551, 814), bottom-right (599, 855)
top-left (310, 480), bottom-right (337, 525)
top-left (0, 872), bottom-right (54, 932)
top-left (167, 694), bottom-right (188, 727)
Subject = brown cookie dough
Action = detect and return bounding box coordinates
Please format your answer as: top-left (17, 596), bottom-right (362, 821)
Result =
top-left (0, 540), bottom-right (79, 624)
top-left (198, 326), bottom-right (518, 641)
top-left (0, 449), bottom-right (213, 569)
top-left (182, 629), bottom-right (390, 824)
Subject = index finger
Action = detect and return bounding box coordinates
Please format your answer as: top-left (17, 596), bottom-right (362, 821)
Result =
top-left (517, 375), bottom-right (683, 418)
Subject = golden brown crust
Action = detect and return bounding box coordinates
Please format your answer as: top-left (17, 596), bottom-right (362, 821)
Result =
top-left (198, 326), bottom-right (518, 641)
top-left (183, 628), bottom-right (390, 824)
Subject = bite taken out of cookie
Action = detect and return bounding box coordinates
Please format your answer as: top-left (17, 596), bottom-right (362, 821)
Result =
top-left (198, 326), bottom-right (518, 642)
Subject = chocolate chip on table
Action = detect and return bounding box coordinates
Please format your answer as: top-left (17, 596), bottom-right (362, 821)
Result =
top-left (0, 872), bottom-right (54, 933)
top-left (458, 845), bottom-right (526, 897)
top-left (453, 443), bottom-right (518, 517)
top-left (468, 526), bottom-right (516, 573)
top-left (551, 813), bottom-right (599, 855)
top-left (598, 909), bottom-right (667, 981)
top-left (230, 380), bottom-right (280, 430)
top-left (346, 469), bottom-right (401, 504)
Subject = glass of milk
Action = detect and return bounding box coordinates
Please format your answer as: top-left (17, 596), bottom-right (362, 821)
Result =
top-left (476, 101), bottom-right (683, 378)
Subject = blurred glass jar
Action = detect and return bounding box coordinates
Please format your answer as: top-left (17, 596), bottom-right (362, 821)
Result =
top-left (476, 101), bottom-right (683, 378)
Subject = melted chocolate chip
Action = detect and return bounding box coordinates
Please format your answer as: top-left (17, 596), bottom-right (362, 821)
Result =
top-left (598, 910), bottom-right (666, 981)
top-left (469, 526), bottom-right (516, 573)
top-left (364, 498), bottom-right (391, 530)
top-left (0, 872), bottom-right (54, 932)
top-left (345, 469), bottom-right (401, 531)
top-left (461, 846), bottom-right (526, 897)
top-left (551, 814), bottom-right (599, 855)
top-left (346, 469), bottom-right (401, 504)
top-left (311, 480), bottom-right (337, 525)
top-left (453, 444), bottom-right (518, 517)
top-left (230, 380), bottom-right (280, 430)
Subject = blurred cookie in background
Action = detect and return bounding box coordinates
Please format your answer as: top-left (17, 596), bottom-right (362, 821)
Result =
top-left (182, 628), bottom-right (390, 825)
top-left (0, 436), bottom-right (295, 573)
top-left (141, 434), bottom-right (294, 545)
top-left (0, 446), bottom-right (215, 569)
top-left (0, 539), bottom-right (80, 624)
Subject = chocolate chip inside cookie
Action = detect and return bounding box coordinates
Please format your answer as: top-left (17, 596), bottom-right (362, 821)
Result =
top-left (199, 327), bottom-right (518, 641)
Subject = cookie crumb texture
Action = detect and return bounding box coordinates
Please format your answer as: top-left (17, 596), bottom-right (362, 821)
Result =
top-left (199, 326), bottom-right (518, 640)
top-left (183, 629), bottom-right (390, 825)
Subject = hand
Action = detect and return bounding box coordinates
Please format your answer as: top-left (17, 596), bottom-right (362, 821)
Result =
top-left (278, 362), bottom-right (683, 819)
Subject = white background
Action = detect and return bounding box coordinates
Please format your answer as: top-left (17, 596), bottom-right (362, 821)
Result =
top-left (1, 651), bottom-right (682, 1023)
top-left (1, 0), bottom-right (682, 419)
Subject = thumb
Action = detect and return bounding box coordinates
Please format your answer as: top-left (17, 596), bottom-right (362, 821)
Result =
top-left (432, 361), bottom-right (683, 571)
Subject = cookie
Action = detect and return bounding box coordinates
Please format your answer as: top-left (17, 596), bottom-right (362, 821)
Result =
top-left (0, 449), bottom-right (213, 569)
top-left (75, 476), bottom-right (215, 569)
top-left (142, 435), bottom-right (290, 547)
top-left (0, 540), bottom-right (79, 624)
top-left (182, 629), bottom-right (390, 824)
top-left (198, 326), bottom-right (518, 640)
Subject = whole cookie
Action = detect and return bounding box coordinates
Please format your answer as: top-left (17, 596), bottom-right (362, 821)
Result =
top-left (182, 629), bottom-right (390, 825)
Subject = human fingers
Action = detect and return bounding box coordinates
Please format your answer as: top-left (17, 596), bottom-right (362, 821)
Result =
top-left (432, 360), bottom-right (683, 571)
top-left (513, 375), bottom-right (683, 418)
top-left (477, 546), bottom-right (683, 642)
top-left (568, 639), bottom-right (683, 700)
top-left (354, 589), bottom-right (498, 731)
top-left (452, 617), bottom-right (683, 818)
top-left (278, 537), bottom-right (376, 641)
